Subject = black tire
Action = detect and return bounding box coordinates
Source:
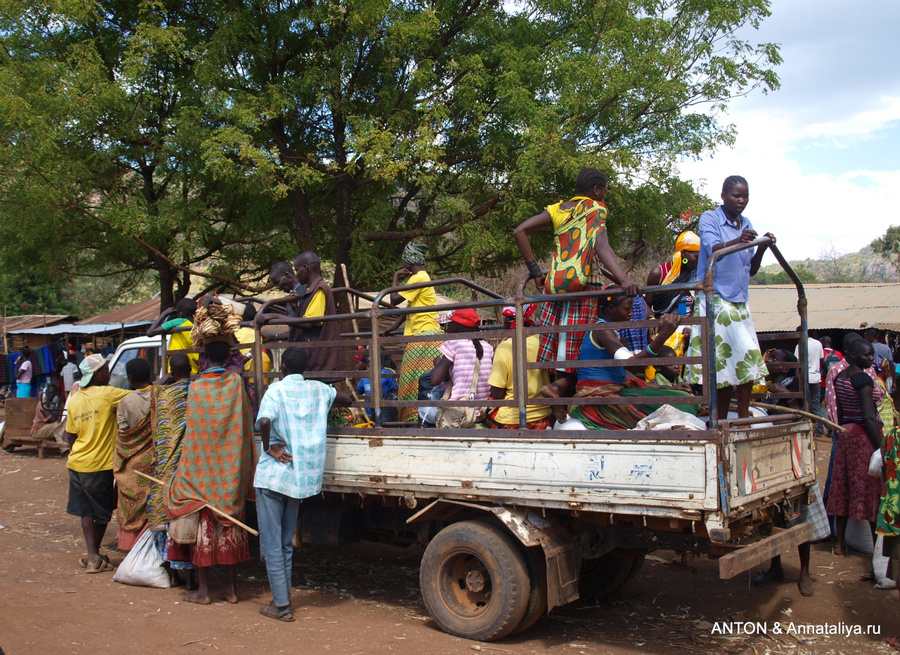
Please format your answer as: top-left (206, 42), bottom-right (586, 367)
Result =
top-left (578, 549), bottom-right (642, 600)
top-left (510, 544), bottom-right (548, 635)
top-left (621, 550), bottom-right (646, 587)
top-left (420, 519), bottom-right (531, 641)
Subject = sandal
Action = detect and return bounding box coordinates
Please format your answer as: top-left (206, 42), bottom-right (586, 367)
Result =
top-left (259, 604), bottom-right (294, 622)
top-left (85, 560), bottom-right (115, 574)
top-left (79, 555), bottom-right (110, 568)
top-left (886, 636), bottom-right (900, 651)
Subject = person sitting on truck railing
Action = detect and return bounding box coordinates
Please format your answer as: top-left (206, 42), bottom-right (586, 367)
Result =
top-left (483, 305), bottom-right (555, 430)
top-left (513, 168), bottom-right (641, 406)
top-left (383, 242), bottom-right (444, 423)
top-left (683, 175), bottom-right (773, 420)
top-left (430, 309), bottom-right (494, 428)
top-left (257, 261), bottom-right (307, 343)
top-left (148, 297), bottom-right (200, 374)
top-left (560, 290), bottom-right (698, 430)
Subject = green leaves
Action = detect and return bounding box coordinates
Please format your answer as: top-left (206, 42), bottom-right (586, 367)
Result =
top-left (0, 0), bottom-right (781, 303)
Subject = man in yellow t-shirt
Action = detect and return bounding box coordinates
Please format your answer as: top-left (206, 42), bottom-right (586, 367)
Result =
top-left (64, 354), bottom-right (131, 573)
top-left (484, 305), bottom-right (555, 430)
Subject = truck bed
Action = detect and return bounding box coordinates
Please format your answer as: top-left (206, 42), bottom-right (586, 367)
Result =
top-left (323, 420), bottom-right (815, 524)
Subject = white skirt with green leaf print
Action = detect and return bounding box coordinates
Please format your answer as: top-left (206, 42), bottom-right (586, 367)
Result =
top-left (685, 295), bottom-right (768, 389)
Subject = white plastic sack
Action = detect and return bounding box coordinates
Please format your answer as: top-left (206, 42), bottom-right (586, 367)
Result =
top-left (113, 528), bottom-right (170, 589)
top-left (873, 534), bottom-right (895, 588)
top-left (844, 519), bottom-right (874, 555)
top-left (556, 417), bottom-right (588, 430)
top-left (635, 405), bottom-right (706, 431)
top-left (868, 449), bottom-right (884, 477)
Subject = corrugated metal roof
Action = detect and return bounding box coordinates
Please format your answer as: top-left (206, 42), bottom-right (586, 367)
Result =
top-left (749, 283), bottom-right (900, 332)
top-left (78, 297), bottom-right (162, 324)
top-left (7, 322), bottom-right (152, 336)
top-left (2, 315), bottom-right (78, 331)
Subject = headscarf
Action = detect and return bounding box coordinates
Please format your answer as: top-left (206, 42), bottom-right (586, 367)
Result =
top-left (402, 242), bottom-right (427, 266)
top-left (661, 230), bottom-right (700, 285)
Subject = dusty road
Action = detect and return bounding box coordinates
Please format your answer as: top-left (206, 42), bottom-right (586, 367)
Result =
top-left (1, 437), bottom-right (898, 655)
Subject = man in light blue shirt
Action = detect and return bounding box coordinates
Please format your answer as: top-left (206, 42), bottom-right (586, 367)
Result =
top-left (254, 347), bottom-right (350, 622)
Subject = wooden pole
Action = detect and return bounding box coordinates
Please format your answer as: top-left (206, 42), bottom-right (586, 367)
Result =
top-left (750, 401), bottom-right (845, 432)
top-left (340, 263), bottom-right (359, 335)
top-left (135, 471), bottom-right (259, 536)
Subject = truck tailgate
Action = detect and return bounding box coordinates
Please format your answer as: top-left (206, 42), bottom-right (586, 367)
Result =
top-left (723, 420), bottom-right (816, 517)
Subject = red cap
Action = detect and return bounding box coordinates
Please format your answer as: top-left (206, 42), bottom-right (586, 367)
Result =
top-left (448, 308), bottom-right (480, 327)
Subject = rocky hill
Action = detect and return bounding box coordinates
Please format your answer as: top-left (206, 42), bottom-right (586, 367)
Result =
top-left (753, 246), bottom-right (900, 285)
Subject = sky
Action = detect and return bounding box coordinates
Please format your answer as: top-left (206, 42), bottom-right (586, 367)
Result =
top-left (677, 0), bottom-right (900, 262)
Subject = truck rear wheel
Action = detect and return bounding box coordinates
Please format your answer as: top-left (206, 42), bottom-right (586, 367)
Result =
top-left (420, 519), bottom-right (530, 641)
top-left (578, 549), bottom-right (645, 600)
top-left (510, 544), bottom-right (548, 635)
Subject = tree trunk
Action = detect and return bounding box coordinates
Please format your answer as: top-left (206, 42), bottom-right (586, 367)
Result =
top-left (157, 259), bottom-right (176, 313)
top-left (290, 189), bottom-right (317, 253)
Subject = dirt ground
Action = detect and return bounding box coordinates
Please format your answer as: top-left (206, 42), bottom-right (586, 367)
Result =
top-left (1, 428), bottom-right (899, 655)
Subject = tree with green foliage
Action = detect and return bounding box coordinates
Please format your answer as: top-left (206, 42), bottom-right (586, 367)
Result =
top-left (871, 226), bottom-right (900, 283)
top-left (0, 0), bottom-right (780, 308)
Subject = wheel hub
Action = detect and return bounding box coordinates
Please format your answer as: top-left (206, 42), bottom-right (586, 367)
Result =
top-left (465, 570), bottom-right (486, 593)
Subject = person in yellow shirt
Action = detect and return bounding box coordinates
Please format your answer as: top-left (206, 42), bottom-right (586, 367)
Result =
top-left (64, 354), bottom-right (131, 573)
top-left (385, 242), bottom-right (444, 423)
top-left (291, 251), bottom-right (344, 374)
top-left (484, 305), bottom-right (555, 430)
top-left (148, 297), bottom-right (200, 374)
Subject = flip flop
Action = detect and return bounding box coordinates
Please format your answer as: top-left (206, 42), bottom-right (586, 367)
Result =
top-left (85, 560), bottom-right (115, 574)
top-left (78, 555), bottom-right (110, 568)
top-left (259, 604), bottom-right (294, 622)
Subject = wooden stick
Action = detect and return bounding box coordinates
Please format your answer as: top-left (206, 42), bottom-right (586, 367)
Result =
top-left (340, 262), bottom-right (360, 335)
top-left (750, 401), bottom-right (845, 432)
top-left (135, 471), bottom-right (259, 536)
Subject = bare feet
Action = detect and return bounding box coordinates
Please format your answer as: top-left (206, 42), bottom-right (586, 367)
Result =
top-left (540, 384), bottom-right (568, 423)
top-left (220, 591), bottom-right (238, 604)
top-left (540, 383), bottom-right (559, 399)
top-left (182, 590), bottom-right (211, 605)
top-left (832, 544), bottom-right (847, 556)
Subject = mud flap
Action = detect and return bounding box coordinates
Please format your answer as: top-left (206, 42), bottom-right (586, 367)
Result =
top-left (718, 523), bottom-right (813, 579)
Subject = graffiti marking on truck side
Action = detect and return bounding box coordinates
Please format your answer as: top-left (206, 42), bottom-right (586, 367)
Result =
top-left (630, 464), bottom-right (652, 479)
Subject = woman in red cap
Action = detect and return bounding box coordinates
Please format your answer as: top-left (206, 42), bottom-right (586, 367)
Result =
top-left (430, 309), bottom-right (494, 421)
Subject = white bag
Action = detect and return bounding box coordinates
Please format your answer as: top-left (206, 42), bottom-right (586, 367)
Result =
top-left (873, 534), bottom-right (895, 588)
top-left (635, 405), bottom-right (706, 431)
top-left (844, 519), bottom-right (874, 554)
top-left (868, 449), bottom-right (884, 477)
top-left (113, 528), bottom-right (170, 589)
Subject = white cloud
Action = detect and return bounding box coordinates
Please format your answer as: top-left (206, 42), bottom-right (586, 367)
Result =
top-left (678, 106), bottom-right (900, 262)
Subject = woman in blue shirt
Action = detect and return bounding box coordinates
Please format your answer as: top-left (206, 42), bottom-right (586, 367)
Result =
top-left (685, 176), bottom-right (774, 419)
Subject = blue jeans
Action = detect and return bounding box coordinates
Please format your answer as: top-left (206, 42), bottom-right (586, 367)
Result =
top-left (255, 488), bottom-right (301, 607)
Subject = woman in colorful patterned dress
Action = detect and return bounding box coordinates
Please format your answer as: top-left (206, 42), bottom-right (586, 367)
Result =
top-left (684, 175), bottom-right (774, 419)
top-left (513, 168), bottom-right (640, 409)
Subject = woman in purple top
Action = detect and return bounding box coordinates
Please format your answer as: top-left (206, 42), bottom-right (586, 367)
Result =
top-left (685, 176), bottom-right (774, 419)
